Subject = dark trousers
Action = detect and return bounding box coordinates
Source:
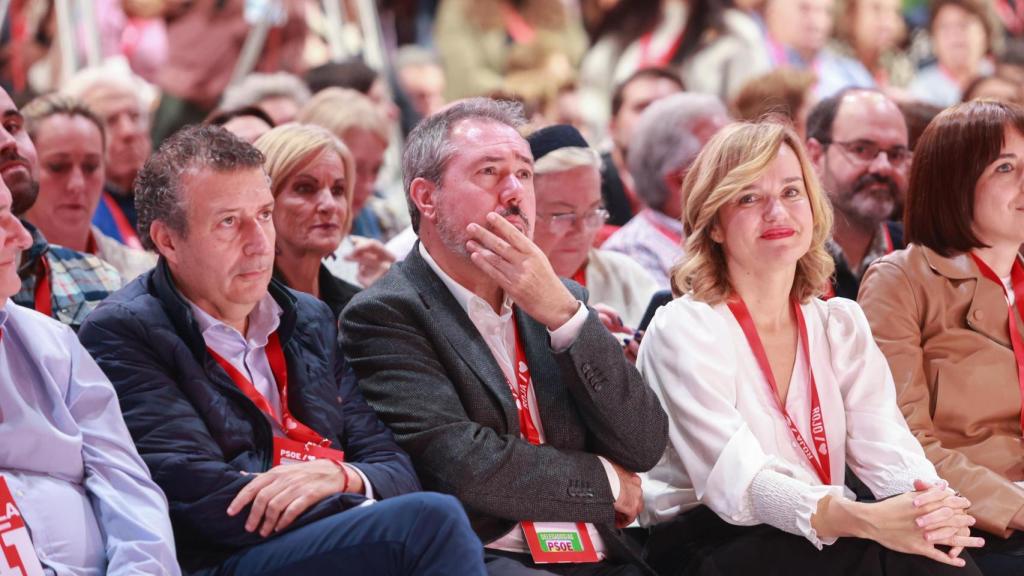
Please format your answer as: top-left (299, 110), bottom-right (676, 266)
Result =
top-left (645, 505), bottom-right (983, 576)
top-left (484, 549), bottom-right (645, 576)
top-left (971, 529), bottom-right (1024, 576)
top-left (195, 492), bottom-right (485, 576)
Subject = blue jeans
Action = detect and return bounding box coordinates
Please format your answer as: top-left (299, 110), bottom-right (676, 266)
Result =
top-left (197, 492), bottom-right (485, 576)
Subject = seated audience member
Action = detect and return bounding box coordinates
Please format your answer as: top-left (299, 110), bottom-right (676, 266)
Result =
top-left (77, 125), bottom-right (486, 576)
top-left (0, 86), bottom-right (122, 331)
top-left (64, 66), bottom-right (153, 248)
top-left (255, 124), bottom-right (371, 319)
top-left (341, 98), bottom-right (669, 575)
top-left (527, 124), bottom-right (658, 330)
top-left (219, 72), bottom-right (311, 125)
top-left (732, 69), bottom-right (817, 139)
top-left (0, 177), bottom-right (179, 575)
top-left (763, 0), bottom-right (875, 98)
top-left (22, 94), bottom-right (157, 281)
top-left (805, 89), bottom-right (910, 299)
top-left (830, 0), bottom-right (914, 89)
top-left (204, 106), bottom-right (276, 144)
top-left (303, 58), bottom-right (400, 125)
top-left (962, 73), bottom-right (1023, 105)
top-left (394, 46), bottom-right (447, 119)
top-left (859, 100), bottom-right (1024, 575)
top-left (602, 67), bottom-right (685, 227)
top-left (638, 120), bottom-right (984, 575)
top-left (603, 93), bottom-right (730, 289)
top-left (909, 0), bottom-right (996, 107)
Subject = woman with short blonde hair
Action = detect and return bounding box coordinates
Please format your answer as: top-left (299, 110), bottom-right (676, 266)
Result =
top-left (255, 123), bottom-right (366, 318)
top-left (639, 121), bottom-right (984, 575)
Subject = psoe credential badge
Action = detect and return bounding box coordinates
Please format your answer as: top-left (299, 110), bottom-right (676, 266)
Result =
top-left (522, 521), bottom-right (599, 564)
top-left (0, 476), bottom-right (45, 576)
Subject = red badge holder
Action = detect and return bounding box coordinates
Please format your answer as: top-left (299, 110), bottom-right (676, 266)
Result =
top-left (0, 477), bottom-right (45, 576)
top-left (272, 437), bottom-right (345, 467)
top-left (522, 521), bottom-right (600, 563)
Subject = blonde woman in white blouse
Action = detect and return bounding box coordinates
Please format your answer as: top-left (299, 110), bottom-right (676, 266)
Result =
top-left (636, 121), bottom-right (985, 575)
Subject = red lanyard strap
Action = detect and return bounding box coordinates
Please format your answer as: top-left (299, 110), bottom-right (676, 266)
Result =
top-left (638, 28), bottom-right (686, 68)
top-left (727, 297), bottom-right (831, 484)
top-left (969, 253), bottom-right (1024, 435)
top-left (508, 312), bottom-right (542, 445)
top-left (34, 257), bottom-right (52, 317)
top-left (101, 192), bottom-right (144, 250)
top-left (207, 332), bottom-right (328, 446)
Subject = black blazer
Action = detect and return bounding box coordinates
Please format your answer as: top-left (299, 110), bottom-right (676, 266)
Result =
top-left (341, 245), bottom-right (668, 565)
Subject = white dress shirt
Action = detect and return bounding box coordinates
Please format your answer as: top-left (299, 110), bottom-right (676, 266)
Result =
top-left (188, 294), bottom-right (374, 498)
top-left (418, 244), bottom-right (619, 556)
top-left (637, 295), bottom-right (940, 548)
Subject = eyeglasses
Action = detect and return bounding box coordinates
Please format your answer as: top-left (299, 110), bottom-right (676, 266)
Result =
top-left (541, 208), bottom-right (610, 235)
top-left (827, 139), bottom-right (912, 167)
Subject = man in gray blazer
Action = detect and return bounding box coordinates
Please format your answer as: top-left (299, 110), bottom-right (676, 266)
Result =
top-left (341, 98), bottom-right (669, 575)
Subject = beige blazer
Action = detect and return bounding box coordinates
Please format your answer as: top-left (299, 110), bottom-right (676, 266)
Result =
top-left (859, 244), bottom-right (1024, 536)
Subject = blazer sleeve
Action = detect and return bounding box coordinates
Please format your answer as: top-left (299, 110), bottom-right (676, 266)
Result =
top-left (79, 303), bottom-right (367, 549)
top-left (859, 262), bottom-right (1024, 536)
top-left (342, 292), bottom-right (619, 525)
top-left (335, 360), bottom-right (421, 499)
top-left (552, 306), bottom-right (669, 472)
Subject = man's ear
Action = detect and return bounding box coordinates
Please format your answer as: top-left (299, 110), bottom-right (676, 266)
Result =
top-left (806, 138), bottom-right (826, 170)
top-left (150, 221), bottom-right (179, 265)
top-left (409, 177), bottom-right (440, 225)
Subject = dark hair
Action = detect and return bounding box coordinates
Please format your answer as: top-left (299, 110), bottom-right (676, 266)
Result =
top-left (805, 87), bottom-right (885, 144)
top-left (402, 98), bottom-right (527, 233)
top-left (905, 100), bottom-right (1024, 255)
top-left (896, 100), bottom-right (943, 150)
top-left (731, 69), bottom-right (816, 124)
top-left (203, 105), bottom-right (276, 129)
top-left (962, 74), bottom-right (1021, 103)
top-left (929, 0), bottom-right (995, 53)
top-left (593, 0), bottom-right (727, 67)
top-left (610, 67), bottom-right (685, 118)
top-left (134, 125), bottom-right (265, 251)
top-left (304, 59), bottom-right (378, 95)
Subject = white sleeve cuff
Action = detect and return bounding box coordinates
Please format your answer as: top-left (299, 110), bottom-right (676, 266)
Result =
top-left (749, 467), bottom-right (845, 549)
top-left (548, 301), bottom-right (588, 352)
top-left (350, 465), bottom-right (375, 500)
top-left (598, 456), bottom-right (621, 500)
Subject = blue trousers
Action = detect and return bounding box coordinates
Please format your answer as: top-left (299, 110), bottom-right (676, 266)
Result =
top-left (197, 492), bottom-right (485, 576)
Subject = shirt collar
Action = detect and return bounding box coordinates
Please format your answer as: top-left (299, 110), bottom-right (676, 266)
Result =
top-left (187, 292), bottom-right (283, 347)
top-left (418, 242), bottom-right (513, 320)
top-left (0, 302), bottom-right (8, 331)
top-left (827, 222), bottom-right (890, 278)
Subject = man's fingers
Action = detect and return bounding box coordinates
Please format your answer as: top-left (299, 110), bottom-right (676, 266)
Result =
top-left (245, 478), bottom-right (290, 533)
top-left (275, 494), bottom-right (316, 533)
top-left (259, 484), bottom-right (299, 537)
top-left (467, 222), bottom-right (516, 262)
top-left (484, 212), bottom-right (533, 251)
top-left (227, 472), bottom-right (270, 516)
top-left (468, 248), bottom-right (512, 286)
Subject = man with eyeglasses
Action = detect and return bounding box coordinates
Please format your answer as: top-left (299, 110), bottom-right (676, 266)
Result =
top-left (527, 124), bottom-right (658, 332)
top-left (806, 88), bottom-right (912, 299)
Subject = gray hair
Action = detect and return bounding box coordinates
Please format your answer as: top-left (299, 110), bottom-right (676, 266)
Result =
top-left (534, 146), bottom-right (602, 176)
top-left (221, 72), bottom-right (312, 112)
top-left (402, 98), bottom-right (527, 232)
top-left (629, 93), bottom-right (729, 211)
top-left (135, 125), bottom-right (265, 252)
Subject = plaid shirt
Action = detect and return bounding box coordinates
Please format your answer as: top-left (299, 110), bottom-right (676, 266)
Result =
top-left (15, 221), bottom-right (123, 331)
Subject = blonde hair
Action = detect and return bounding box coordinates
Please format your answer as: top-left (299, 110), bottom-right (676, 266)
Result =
top-left (296, 87), bottom-right (389, 144)
top-left (672, 120), bottom-right (834, 304)
top-left (254, 123), bottom-right (357, 236)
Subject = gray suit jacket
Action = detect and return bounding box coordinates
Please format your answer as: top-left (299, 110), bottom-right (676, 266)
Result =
top-left (340, 246), bottom-right (669, 563)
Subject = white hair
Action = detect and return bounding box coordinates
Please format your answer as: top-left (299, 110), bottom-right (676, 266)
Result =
top-left (534, 146), bottom-right (602, 176)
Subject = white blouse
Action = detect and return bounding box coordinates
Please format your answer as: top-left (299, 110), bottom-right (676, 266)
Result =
top-left (637, 295), bottom-right (940, 548)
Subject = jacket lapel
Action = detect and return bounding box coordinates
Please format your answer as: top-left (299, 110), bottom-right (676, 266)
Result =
top-left (924, 247), bottom-right (1014, 348)
top-left (403, 248), bottom-right (519, 433)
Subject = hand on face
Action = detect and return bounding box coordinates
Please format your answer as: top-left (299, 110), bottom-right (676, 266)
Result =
top-left (465, 212), bottom-right (579, 331)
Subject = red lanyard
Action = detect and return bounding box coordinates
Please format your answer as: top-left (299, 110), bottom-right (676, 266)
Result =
top-left (727, 297), bottom-right (831, 484)
top-left (101, 192), bottom-right (143, 250)
top-left (499, 3), bottom-right (536, 44)
top-left (643, 211), bottom-right (683, 245)
top-left (571, 266), bottom-right (587, 288)
top-left (508, 314), bottom-right (542, 445)
top-left (207, 332), bottom-right (329, 446)
top-left (638, 28), bottom-right (686, 68)
top-left (969, 253), bottom-right (1024, 434)
top-left (33, 257), bottom-right (52, 317)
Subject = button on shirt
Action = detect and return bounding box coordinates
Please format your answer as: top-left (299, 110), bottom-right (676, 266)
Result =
top-left (419, 244), bottom-right (619, 556)
top-left (0, 300), bottom-right (179, 576)
top-left (188, 294), bottom-right (374, 499)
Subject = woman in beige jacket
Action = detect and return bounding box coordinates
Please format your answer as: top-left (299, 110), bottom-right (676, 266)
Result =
top-left (859, 100), bottom-right (1024, 576)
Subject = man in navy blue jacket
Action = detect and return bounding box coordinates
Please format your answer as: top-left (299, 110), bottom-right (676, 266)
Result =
top-left (79, 125), bottom-right (485, 575)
